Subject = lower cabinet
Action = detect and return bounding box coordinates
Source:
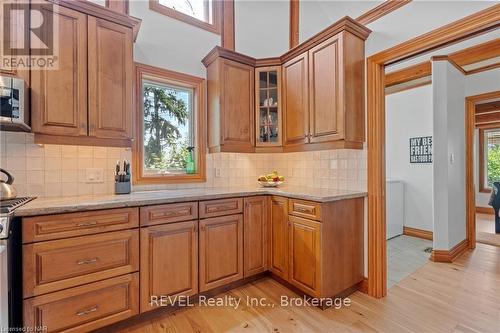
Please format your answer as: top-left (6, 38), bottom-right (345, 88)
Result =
top-left (288, 215), bottom-right (321, 297)
top-left (140, 220), bottom-right (198, 313)
top-left (199, 214), bottom-right (243, 292)
top-left (268, 196), bottom-right (289, 279)
top-left (243, 196), bottom-right (268, 277)
top-left (24, 273), bottom-right (139, 333)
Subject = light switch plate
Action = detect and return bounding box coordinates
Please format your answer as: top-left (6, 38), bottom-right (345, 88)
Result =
top-left (85, 168), bottom-right (104, 183)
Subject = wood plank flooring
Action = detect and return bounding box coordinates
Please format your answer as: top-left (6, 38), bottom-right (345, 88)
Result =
top-left (477, 213), bottom-right (500, 247)
top-left (117, 244), bottom-right (500, 333)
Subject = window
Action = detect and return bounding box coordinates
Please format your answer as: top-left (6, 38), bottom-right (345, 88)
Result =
top-left (479, 128), bottom-right (500, 192)
top-left (149, 0), bottom-right (221, 34)
top-left (134, 63), bottom-right (206, 184)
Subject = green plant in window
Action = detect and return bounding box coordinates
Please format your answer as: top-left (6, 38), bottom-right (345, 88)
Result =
top-left (487, 144), bottom-right (500, 187)
top-left (143, 85), bottom-right (189, 171)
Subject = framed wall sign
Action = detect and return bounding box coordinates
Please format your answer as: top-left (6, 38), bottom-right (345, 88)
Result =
top-left (409, 136), bottom-right (432, 163)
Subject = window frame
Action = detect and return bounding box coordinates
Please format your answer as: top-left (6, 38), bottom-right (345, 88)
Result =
top-left (133, 62), bottom-right (206, 184)
top-left (479, 127), bottom-right (500, 193)
top-left (149, 0), bottom-right (221, 34)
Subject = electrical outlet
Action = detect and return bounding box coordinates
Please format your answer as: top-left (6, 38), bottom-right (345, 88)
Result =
top-left (85, 168), bottom-right (104, 183)
top-left (215, 168), bottom-right (221, 178)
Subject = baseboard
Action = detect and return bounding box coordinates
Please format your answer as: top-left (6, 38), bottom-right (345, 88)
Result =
top-left (403, 226), bottom-right (433, 241)
top-left (476, 206), bottom-right (494, 215)
top-left (430, 239), bottom-right (469, 263)
top-left (358, 277), bottom-right (368, 294)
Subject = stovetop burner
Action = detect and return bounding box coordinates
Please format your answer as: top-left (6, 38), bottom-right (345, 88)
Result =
top-left (0, 197), bottom-right (35, 214)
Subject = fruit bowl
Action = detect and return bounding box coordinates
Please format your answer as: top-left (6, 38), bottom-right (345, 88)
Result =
top-left (258, 170), bottom-right (285, 187)
top-left (258, 180), bottom-right (283, 188)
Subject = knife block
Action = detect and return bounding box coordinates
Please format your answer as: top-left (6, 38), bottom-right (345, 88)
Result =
top-left (115, 181), bottom-right (131, 195)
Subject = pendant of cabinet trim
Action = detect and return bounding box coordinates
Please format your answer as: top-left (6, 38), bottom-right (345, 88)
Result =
top-left (30, 3), bottom-right (136, 147)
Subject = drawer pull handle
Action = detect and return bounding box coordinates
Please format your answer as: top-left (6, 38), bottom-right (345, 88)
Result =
top-left (211, 205), bottom-right (234, 211)
top-left (76, 306), bottom-right (98, 316)
top-left (296, 207), bottom-right (311, 213)
top-left (76, 221), bottom-right (98, 228)
top-left (77, 258), bottom-right (98, 265)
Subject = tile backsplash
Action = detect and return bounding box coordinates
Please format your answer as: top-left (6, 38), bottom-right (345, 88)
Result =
top-left (0, 131), bottom-right (366, 198)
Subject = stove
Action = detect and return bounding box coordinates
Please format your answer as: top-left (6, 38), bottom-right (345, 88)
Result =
top-left (0, 197), bottom-right (34, 329)
top-left (0, 197), bottom-right (34, 214)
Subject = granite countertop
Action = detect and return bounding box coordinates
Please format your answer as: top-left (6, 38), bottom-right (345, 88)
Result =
top-left (14, 186), bottom-right (367, 217)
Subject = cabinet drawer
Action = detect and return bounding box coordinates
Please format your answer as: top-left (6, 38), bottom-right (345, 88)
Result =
top-left (23, 230), bottom-right (139, 298)
top-left (288, 199), bottom-right (321, 221)
top-left (199, 198), bottom-right (243, 218)
top-left (140, 202), bottom-right (198, 226)
top-left (24, 273), bottom-right (139, 333)
top-left (23, 207), bottom-right (139, 243)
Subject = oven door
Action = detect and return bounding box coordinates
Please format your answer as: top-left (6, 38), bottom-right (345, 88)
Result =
top-left (0, 239), bottom-right (8, 330)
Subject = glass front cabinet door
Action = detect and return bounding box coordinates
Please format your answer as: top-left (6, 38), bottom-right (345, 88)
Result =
top-left (255, 66), bottom-right (282, 147)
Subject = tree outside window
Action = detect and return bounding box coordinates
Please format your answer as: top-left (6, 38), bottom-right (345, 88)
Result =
top-left (485, 129), bottom-right (500, 189)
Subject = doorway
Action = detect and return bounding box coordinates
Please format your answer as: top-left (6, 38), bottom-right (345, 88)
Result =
top-left (366, 6), bottom-right (499, 298)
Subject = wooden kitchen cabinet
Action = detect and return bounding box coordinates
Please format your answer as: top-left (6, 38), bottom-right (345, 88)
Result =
top-left (308, 35), bottom-right (343, 143)
top-left (268, 196), bottom-right (289, 279)
top-left (31, 4), bottom-right (88, 137)
top-left (282, 53), bottom-right (309, 148)
top-left (199, 214), bottom-right (243, 291)
top-left (243, 196), bottom-right (268, 277)
top-left (203, 50), bottom-right (255, 153)
top-left (288, 215), bottom-right (321, 297)
top-left (88, 16), bottom-right (133, 140)
top-left (140, 221), bottom-right (198, 313)
top-left (30, 2), bottom-right (139, 147)
top-left (282, 31), bottom-right (366, 151)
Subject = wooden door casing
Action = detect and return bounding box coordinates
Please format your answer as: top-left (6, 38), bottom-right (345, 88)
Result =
top-left (140, 221), bottom-right (198, 313)
top-left (88, 16), bottom-right (133, 140)
top-left (282, 53), bottom-right (309, 147)
top-left (220, 59), bottom-right (255, 151)
top-left (268, 196), bottom-right (289, 279)
top-left (308, 35), bottom-right (344, 143)
top-left (288, 215), bottom-right (321, 297)
top-left (243, 196), bottom-right (268, 277)
top-left (199, 214), bottom-right (243, 291)
top-left (31, 4), bottom-right (88, 137)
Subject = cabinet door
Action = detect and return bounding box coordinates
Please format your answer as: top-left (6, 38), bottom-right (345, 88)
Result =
top-left (31, 4), bottom-right (88, 136)
top-left (199, 214), bottom-right (243, 291)
top-left (282, 53), bottom-right (309, 147)
top-left (289, 215), bottom-right (321, 296)
top-left (220, 59), bottom-right (255, 152)
top-left (308, 35), bottom-right (344, 143)
top-left (88, 17), bottom-right (133, 140)
top-left (140, 221), bottom-right (198, 313)
top-left (243, 196), bottom-right (267, 277)
top-left (268, 196), bottom-right (288, 279)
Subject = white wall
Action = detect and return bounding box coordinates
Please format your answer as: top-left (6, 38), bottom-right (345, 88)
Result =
top-left (432, 61), bottom-right (467, 250)
top-left (235, 0), bottom-right (289, 58)
top-left (130, 0), bottom-right (220, 77)
top-left (386, 85), bottom-right (433, 232)
top-left (299, 0), bottom-right (380, 42)
top-left (365, 1), bottom-right (495, 56)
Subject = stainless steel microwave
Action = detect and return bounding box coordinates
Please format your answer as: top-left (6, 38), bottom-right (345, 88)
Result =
top-left (0, 76), bottom-right (30, 132)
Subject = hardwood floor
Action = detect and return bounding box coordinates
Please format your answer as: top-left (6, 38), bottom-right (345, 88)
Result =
top-left (115, 243), bottom-right (500, 333)
top-left (476, 213), bottom-right (500, 247)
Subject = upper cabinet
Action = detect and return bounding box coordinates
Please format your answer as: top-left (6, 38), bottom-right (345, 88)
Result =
top-left (88, 17), bottom-right (133, 140)
top-left (203, 54), bottom-right (255, 153)
top-left (203, 17), bottom-right (370, 153)
top-left (30, 1), bottom-right (140, 147)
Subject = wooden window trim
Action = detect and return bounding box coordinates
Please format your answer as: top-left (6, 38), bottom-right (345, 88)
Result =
top-left (149, 0), bottom-right (221, 34)
top-left (479, 127), bottom-right (500, 193)
top-left (133, 63), bottom-right (206, 184)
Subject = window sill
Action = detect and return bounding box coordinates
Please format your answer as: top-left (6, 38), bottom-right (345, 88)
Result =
top-left (133, 173), bottom-right (206, 185)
